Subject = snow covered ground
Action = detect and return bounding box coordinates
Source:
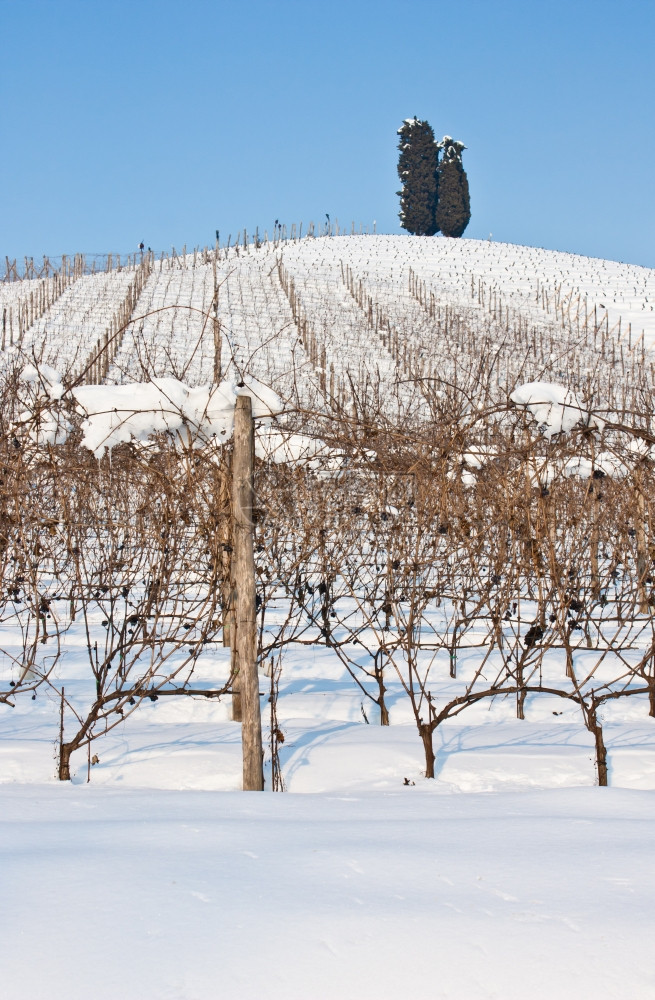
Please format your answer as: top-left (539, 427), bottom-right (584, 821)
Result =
top-left (2, 234), bottom-right (655, 998)
top-left (2, 639), bottom-right (655, 999)
top-left (2, 783), bottom-right (655, 1000)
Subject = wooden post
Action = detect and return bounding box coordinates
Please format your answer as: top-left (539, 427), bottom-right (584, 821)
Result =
top-left (231, 395), bottom-right (264, 790)
top-left (635, 472), bottom-right (649, 614)
top-left (212, 254), bottom-right (221, 383)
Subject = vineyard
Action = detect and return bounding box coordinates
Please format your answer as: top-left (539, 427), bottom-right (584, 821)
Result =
top-left (2, 233), bottom-right (655, 791)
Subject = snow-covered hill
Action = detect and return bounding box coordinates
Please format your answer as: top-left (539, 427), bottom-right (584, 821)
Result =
top-left (3, 236), bottom-right (654, 413)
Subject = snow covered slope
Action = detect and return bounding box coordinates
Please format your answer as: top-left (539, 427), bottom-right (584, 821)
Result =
top-left (3, 236), bottom-right (654, 412)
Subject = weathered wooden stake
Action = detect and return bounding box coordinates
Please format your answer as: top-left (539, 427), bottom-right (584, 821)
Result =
top-left (231, 395), bottom-right (264, 790)
top-left (212, 253), bottom-right (221, 383)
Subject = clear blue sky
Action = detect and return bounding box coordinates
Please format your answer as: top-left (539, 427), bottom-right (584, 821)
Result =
top-left (2, 0), bottom-right (654, 266)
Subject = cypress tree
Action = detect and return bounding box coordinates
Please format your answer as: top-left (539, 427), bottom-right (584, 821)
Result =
top-left (435, 136), bottom-right (471, 238)
top-left (397, 118), bottom-right (439, 236)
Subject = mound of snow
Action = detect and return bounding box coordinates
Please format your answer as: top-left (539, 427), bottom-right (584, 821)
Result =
top-left (72, 376), bottom-right (282, 457)
top-left (511, 381), bottom-right (604, 438)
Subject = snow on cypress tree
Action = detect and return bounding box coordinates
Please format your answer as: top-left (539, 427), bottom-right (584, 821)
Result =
top-left (435, 136), bottom-right (471, 238)
top-left (397, 118), bottom-right (439, 236)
